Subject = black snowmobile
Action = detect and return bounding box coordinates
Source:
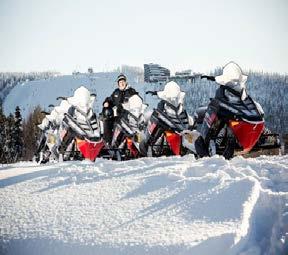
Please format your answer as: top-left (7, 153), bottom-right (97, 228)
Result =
top-left (140, 81), bottom-right (198, 157)
top-left (58, 87), bottom-right (105, 161)
top-left (193, 76), bottom-right (281, 159)
top-left (100, 94), bottom-right (148, 160)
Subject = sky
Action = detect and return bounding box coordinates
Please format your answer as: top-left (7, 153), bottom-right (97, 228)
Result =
top-left (0, 0), bottom-right (287, 74)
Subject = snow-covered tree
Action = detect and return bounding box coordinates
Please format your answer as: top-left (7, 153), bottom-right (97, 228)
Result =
top-left (0, 105), bottom-right (6, 162)
top-left (2, 114), bottom-right (15, 163)
top-left (12, 106), bottom-right (23, 161)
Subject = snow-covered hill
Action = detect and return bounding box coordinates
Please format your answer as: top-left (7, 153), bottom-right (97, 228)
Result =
top-left (3, 72), bottom-right (159, 119)
top-left (1, 155), bottom-right (288, 255)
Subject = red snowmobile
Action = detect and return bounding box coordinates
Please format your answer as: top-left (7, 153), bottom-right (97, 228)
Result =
top-left (194, 76), bottom-right (280, 159)
top-left (140, 81), bottom-right (197, 157)
top-left (59, 87), bottom-right (105, 161)
top-left (100, 94), bottom-right (148, 160)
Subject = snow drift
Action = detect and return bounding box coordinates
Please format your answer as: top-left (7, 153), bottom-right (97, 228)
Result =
top-left (0, 155), bottom-right (287, 255)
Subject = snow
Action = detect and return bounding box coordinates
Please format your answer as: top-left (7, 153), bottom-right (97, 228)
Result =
top-left (1, 155), bottom-right (288, 255)
top-left (3, 72), bottom-right (158, 119)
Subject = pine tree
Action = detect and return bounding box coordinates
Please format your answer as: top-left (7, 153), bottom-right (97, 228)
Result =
top-left (3, 114), bottom-right (15, 163)
top-left (0, 105), bottom-right (6, 163)
top-left (12, 106), bottom-right (23, 162)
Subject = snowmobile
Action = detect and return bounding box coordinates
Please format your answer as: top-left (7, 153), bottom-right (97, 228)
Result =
top-left (59, 86), bottom-right (105, 161)
top-left (34, 115), bottom-right (57, 163)
top-left (139, 81), bottom-right (198, 157)
top-left (35, 100), bottom-right (72, 163)
top-left (193, 76), bottom-right (280, 159)
top-left (101, 94), bottom-right (148, 160)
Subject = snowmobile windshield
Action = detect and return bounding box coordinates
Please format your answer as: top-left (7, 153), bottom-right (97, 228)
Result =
top-left (157, 84), bottom-right (185, 109)
top-left (68, 86), bottom-right (95, 113)
top-left (57, 100), bottom-right (71, 114)
top-left (54, 102), bottom-right (71, 124)
top-left (46, 110), bottom-right (58, 123)
top-left (122, 95), bottom-right (147, 119)
top-left (158, 92), bottom-right (185, 108)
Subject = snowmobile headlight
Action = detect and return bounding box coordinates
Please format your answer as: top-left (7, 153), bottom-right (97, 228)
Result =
top-left (134, 133), bottom-right (142, 143)
top-left (230, 120), bottom-right (240, 127)
top-left (47, 134), bottom-right (56, 144)
top-left (165, 131), bottom-right (174, 137)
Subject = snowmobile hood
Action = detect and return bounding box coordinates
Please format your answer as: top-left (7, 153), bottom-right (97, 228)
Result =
top-left (215, 62), bottom-right (248, 90)
top-left (122, 94), bottom-right (147, 118)
top-left (157, 81), bottom-right (185, 107)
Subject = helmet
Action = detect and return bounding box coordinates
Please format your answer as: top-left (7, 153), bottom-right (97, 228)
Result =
top-left (117, 73), bottom-right (127, 83)
top-left (102, 107), bottom-right (114, 119)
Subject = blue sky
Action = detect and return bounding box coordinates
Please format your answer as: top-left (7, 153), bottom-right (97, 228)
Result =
top-left (0, 0), bottom-right (287, 74)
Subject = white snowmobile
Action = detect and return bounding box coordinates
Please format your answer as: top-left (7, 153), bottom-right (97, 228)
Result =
top-left (35, 100), bottom-right (72, 163)
top-left (102, 94), bottom-right (148, 160)
top-left (59, 86), bottom-right (104, 161)
top-left (194, 62), bottom-right (280, 159)
top-left (140, 81), bottom-right (199, 157)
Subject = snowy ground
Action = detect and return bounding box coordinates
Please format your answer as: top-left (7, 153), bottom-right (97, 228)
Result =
top-left (0, 155), bottom-right (288, 255)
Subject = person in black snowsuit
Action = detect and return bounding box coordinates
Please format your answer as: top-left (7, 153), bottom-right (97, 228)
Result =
top-left (102, 73), bottom-right (138, 144)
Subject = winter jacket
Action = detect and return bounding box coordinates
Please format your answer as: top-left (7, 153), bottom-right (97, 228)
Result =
top-left (103, 87), bottom-right (138, 109)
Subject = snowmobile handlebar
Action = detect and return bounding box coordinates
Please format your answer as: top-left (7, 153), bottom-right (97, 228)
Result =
top-left (41, 111), bottom-right (50, 115)
top-left (200, 75), bottom-right (215, 81)
top-left (48, 104), bottom-right (55, 108)
top-left (145, 91), bottom-right (157, 96)
top-left (56, 96), bottom-right (67, 100)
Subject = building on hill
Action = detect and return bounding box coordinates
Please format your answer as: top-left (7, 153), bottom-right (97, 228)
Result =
top-left (169, 70), bottom-right (201, 84)
top-left (144, 63), bottom-right (170, 83)
top-left (175, 70), bottom-right (192, 77)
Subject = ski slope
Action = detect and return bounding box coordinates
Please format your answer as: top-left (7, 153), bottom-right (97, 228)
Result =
top-left (3, 72), bottom-right (160, 119)
top-left (1, 155), bottom-right (288, 255)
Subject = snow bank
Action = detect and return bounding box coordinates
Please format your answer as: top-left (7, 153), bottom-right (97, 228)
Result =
top-left (0, 155), bottom-right (287, 255)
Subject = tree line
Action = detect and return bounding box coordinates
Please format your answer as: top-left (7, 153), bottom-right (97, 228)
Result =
top-left (0, 105), bottom-right (44, 163)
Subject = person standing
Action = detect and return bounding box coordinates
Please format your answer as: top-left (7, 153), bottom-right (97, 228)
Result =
top-left (102, 73), bottom-right (138, 144)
